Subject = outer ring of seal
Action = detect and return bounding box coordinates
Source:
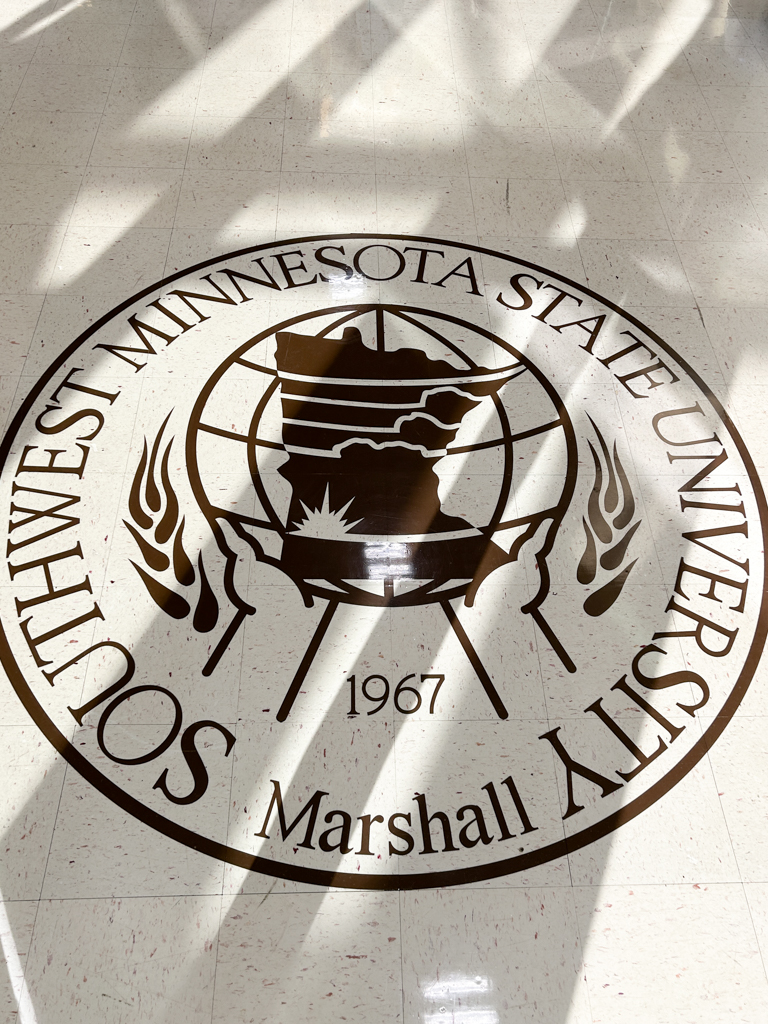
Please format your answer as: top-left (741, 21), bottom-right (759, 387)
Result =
top-left (1, 233), bottom-right (765, 891)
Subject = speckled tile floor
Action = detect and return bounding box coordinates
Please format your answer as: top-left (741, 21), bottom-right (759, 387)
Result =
top-left (1, 1), bottom-right (768, 1022)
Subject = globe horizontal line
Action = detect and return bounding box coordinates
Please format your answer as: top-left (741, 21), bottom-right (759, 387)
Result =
top-left (199, 422), bottom-right (284, 451)
top-left (237, 356), bottom-right (276, 374)
top-left (200, 415), bottom-right (563, 460)
top-left (286, 528), bottom-right (484, 543)
top-left (495, 507), bottom-right (561, 532)
top-left (283, 438), bottom-right (475, 459)
top-left (276, 416), bottom-right (562, 461)
top-left (206, 504), bottom-right (562, 539)
top-left (279, 385), bottom-right (492, 411)
top-left (199, 422), bottom-right (248, 443)
top-left (208, 507), bottom-right (275, 530)
top-left (235, 361), bottom-right (525, 388)
top-left (280, 365), bottom-right (524, 387)
top-left (447, 437), bottom-right (506, 456)
top-left (282, 413), bottom-right (463, 434)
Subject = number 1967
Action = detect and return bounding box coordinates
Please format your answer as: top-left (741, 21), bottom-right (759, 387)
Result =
top-left (347, 674), bottom-right (446, 717)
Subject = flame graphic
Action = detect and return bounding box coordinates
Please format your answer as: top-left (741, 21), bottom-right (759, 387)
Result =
top-left (125, 414), bottom-right (218, 632)
top-left (577, 416), bottom-right (640, 617)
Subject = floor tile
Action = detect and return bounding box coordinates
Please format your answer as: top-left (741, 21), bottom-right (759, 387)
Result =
top-left (207, 27), bottom-right (292, 75)
top-left (467, 126), bottom-right (562, 183)
top-left (49, 225), bottom-right (171, 294)
top-left (40, 739), bottom-right (228, 899)
top-left (375, 122), bottom-right (470, 178)
top-left (0, 62), bottom-right (27, 113)
top-left (676, 239), bottom-right (768, 305)
top-left (722, 130), bottom-right (768, 185)
top-left (595, 0), bottom-right (672, 45)
top-left (453, 42), bottom-right (536, 87)
top-left (374, 75), bottom-right (461, 125)
top-left (23, 291), bottom-right (118, 377)
top-left (164, 226), bottom-right (276, 273)
top-left (747, 181), bottom-right (768, 232)
top-left (564, 180), bottom-right (671, 239)
top-left (286, 71), bottom-right (372, 126)
top-left (275, 171), bottom-right (378, 234)
top-left (626, 83), bottom-right (718, 130)
top-left (89, 113), bottom-right (193, 167)
top-left (69, 166), bottom-right (183, 229)
top-left (665, 14), bottom-right (754, 48)
top-left (0, 293), bottom-right (44, 377)
top-left (213, 892), bottom-right (402, 1024)
top-left (701, 85), bottom-right (768, 131)
top-left (578, 237), bottom-right (692, 303)
top-left (567, 760), bottom-right (739, 884)
top-left (656, 181), bottom-right (767, 240)
top-left (472, 177), bottom-right (574, 238)
top-left (133, 0), bottom-right (216, 27)
top-left (624, 304), bottom-right (726, 385)
top-left (0, 37), bottom-right (38, 66)
top-left (104, 65), bottom-right (203, 118)
top-left (540, 79), bottom-right (629, 130)
top-left (521, 0), bottom-right (600, 50)
top-left (533, 38), bottom-right (618, 84)
top-left (0, 900), bottom-right (38, 1024)
top-left (0, 223), bottom-right (65, 292)
top-left (402, 887), bottom-right (592, 1024)
top-left (0, 164), bottom-right (83, 225)
top-left (458, 79), bottom-right (546, 128)
top-left (371, 12), bottom-right (454, 80)
top-left (186, 116), bottom-right (284, 171)
top-left (610, 40), bottom-right (698, 89)
top-left (740, 16), bottom-right (768, 48)
top-left (376, 175), bottom-right (476, 236)
top-left (684, 42), bottom-right (768, 87)
top-left (51, 0), bottom-right (136, 21)
top-left (551, 128), bottom-right (649, 182)
top-left (636, 127), bottom-right (742, 182)
top-left (197, 68), bottom-right (287, 120)
top-left (476, 235), bottom-right (588, 281)
top-left (24, 895), bottom-right (222, 1023)
top-left (744, 882), bottom-right (768, 970)
top-left (0, 726), bottom-right (65, 900)
top-left (575, 883), bottom-right (768, 1021)
top-left (12, 62), bottom-right (114, 113)
top-left (0, 109), bottom-right (100, 164)
top-left (282, 119), bottom-right (375, 175)
top-left (175, 168), bottom-right (280, 230)
top-left (119, 21), bottom-right (209, 70)
top-left (288, 27), bottom-right (373, 75)
top-left (1, 1), bottom-right (768, 1020)
top-left (32, 18), bottom-right (128, 67)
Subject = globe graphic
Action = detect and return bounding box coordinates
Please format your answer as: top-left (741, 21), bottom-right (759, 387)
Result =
top-left (188, 303), bottom-right (575, 610)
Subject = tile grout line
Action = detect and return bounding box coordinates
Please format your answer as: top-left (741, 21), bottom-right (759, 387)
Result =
top-left (272, 0), bottom-right (296, 245)
top-left (47, 3), bottom-right (153, 709)
top-left (703, 731), bottom-right (768, 985)
top-left (520, 0), bottom-right (586, 268)
top-left (440, 0), bottom-right (476, 246)
top-left (173, 12), bottom-right (228, 1023)
top-left (156, 0), bottom-right (212, 280)
top-left (0, 6), bottom-right (140, 1009)
top-left (0, 0), bottom-right (88, 441)
top-left (517, 0), bottom-right (595, 910)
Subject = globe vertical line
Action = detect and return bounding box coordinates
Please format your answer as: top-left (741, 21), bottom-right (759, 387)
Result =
top-left (440, 600), bottom-right (509, 719)
top-left (276, 599), bottom-right (340, 722)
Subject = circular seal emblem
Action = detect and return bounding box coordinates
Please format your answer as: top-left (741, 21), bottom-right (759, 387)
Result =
top-left (1, 235), bottom-right (764, 890)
